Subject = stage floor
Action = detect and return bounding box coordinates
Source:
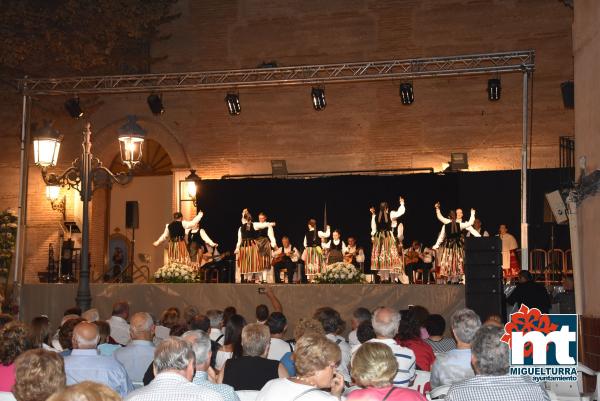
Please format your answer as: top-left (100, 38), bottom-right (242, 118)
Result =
top-left (21, 283), bottom-right (465, 335)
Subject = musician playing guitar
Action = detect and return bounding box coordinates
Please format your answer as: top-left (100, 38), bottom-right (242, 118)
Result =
top-left (272, 236), bottom-right (304, 283)
top-left (344, 236), bottom-right (365, 267)
top-left (404, 240), bottom-right (434, 284)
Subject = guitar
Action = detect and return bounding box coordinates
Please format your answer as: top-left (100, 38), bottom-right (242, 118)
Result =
top-left (199, 251), bottom-right (231, 267)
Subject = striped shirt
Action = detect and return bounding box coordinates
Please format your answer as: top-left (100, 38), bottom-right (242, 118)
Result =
top-left (425, 337), bottom-right (456, 354)
top-left (445, 375), bottom-right (550, 401)
top-left (366, 338), bottom-right (416, 387)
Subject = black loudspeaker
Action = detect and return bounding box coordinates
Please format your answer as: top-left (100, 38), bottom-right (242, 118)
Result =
top-left (561, 81), bottom-right (574, 109)
top-left (125, 201), bottom-right (139, 229)
top-left (464, 237), bottom-right (505, 322)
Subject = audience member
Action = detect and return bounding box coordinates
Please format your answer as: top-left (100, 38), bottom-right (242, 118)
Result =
top-left (256, 334), bottom-right (343, 401)
top-left (266, 312), bottom-right (292, 361)
top-left (82, 309), bottom-right (100, 322)
top-left (183, 305), bottom-right (200, 325)
top-left (368, 307), bottom-right (416, 387)
top-left (220, 323), bottom-right (288, 390)
top-left (58, 318), bottom-right (85, 355)
top-left (348, 342), bottom-right (426, 401)
top-left (51, 315), bottom-right (79, 351)
top-left (355, 321), bottom-right (375, 346)
top-left (215, 314), bottom-right (246, 371)
top-left (182, 330), bottom-right (240, 401)
top-left (189, 314), bottom-right (220, 368)
top-left (396, 308), bottom-right (435, 371)
top-left (206, 310), bottom-right (225, 345)
top-left (256, 304), bottom-right (269, 324)
top-left (430, 308), bottom-right (481, 388)
top-left (506, 271), bottom-right (551, 313)
top-left (222, 307), bottom-right (237, 328)
top-left (63, 307), bottom-right (82, 317)
top-left (94, 320), bottom-right (121, 356)
top-left (168, 323), bottom-right (189, 337)
top-left (0, 313), bottom-right (14, 329)
top-left (30, 315), bottom-right (53, 351)
top-left (0, 321), bottom-right (33, 392)
top-left (13, 349), bottom-right (66, 401)
top-left (107, 301), bottom-right (131, 345)
top-left (553, 275), bottom-right (575, 314)
top-left (114, 312), bottom-right (155, 387)
top-left (154, 308), bottom-right (180, 344)
top-left (47, 382), bottom-right (121, 401)
top-left (126, 337), bottom-right (222, 401)
top-left (445, 325), bottom-right (550, 401)
top-left (313, 307), bottom-right (352, 384)
top-left (407, 305), bottom-right (430, 339)
top-left (482, 314), bottom-right (504, 328)
top-left (280, 318), bottom-right (325, 376)
top-left (347, 307), bottom-right (371, 349)
top-left (64, 321), bottom-right (132, 397)
top-left (424, 314), bottom-right (456, 353)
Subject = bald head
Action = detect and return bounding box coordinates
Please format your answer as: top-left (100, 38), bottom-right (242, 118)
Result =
top-left (72, 322), bottom-right (99, 349)
top-left (130, 312), bottom-right (155, 341)
top-left (372, 307), bottom-right (401, 339)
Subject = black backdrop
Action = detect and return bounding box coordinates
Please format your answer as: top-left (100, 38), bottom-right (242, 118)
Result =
top-left (193, 168), bottom-right (569, 271)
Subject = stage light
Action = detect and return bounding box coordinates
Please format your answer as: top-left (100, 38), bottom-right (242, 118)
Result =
top-left (147, 94), bottom-right (164, 115)
top-left (225, 93), bottom-right (241, 115)
top-left (399, 83), bottom-right (414, 105)
top-left (488, 78), bottom-right (501, 101)
top-left (64, 98), bottom-right (83, 119)
top-left (311, 87), bottom-right (326, 111)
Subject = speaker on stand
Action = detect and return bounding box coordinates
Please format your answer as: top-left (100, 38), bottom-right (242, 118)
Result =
top-left (464, 237), bottom-right (505, 322)
top-left (125, 201), bottom-right (139, 283)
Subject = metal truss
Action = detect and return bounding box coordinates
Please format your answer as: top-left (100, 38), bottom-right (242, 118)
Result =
top-left (19, 50), bottom-right (534, 95)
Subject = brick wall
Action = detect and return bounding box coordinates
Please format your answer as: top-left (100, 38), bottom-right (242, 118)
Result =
top-left (0, 0), bottom-right (574, 282)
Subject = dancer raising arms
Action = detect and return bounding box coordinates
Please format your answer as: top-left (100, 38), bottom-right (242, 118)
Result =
top-left (153, 211), bottom-right (205, 265)
top-left (235, 209), bottom-right (276, 283)
top-left (433, 202), bottom-right (476, 283)
top-left (302, 219), bottom-right (330, 280)
top-left (370, 197), bottom-right (407, 283)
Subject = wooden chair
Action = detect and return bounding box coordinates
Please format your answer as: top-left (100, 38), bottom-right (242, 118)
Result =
top-left (547, 248), bottom-right (565, 284)
top-left (564, 249), bottom-right (573, 276)
top-left (529, 248), bottom-right (547, 282)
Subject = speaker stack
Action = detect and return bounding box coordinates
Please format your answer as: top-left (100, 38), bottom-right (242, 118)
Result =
top-left (125, 201), bottom-right (139, 229)
top-left (464, 237), bottom-right (505, 322)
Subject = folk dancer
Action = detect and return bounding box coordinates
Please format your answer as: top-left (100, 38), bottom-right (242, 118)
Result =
top-left (272, 236), bottom-right (304, 283)
top-left (302, 219), bottom-right (330, 280)
top-left (153, 211), bottom-right (204, 264)
top-left (322, 229), bottom-right (347, 265)
top-left (370, 197), bottom-right (406, 282)
top-left (235, 209), bottom-right (276, 283)
top-left (498, 224), bottom-right (520, 281)
top-left (187, 225), bottom-right (218, 267)
top-left (256, 212), bottom-right (277, 283)
top-left (433, 202), bottom-right (477, 283)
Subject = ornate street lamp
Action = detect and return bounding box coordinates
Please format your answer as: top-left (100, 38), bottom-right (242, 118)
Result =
top-left (32, 117), bottom-right (145, 311)
top-left (179, 169), bottom-right (201, 214)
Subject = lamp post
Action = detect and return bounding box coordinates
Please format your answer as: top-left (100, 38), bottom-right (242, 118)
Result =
top-left (178, 169), bottom-right (201, 214)
top-left (32, 117), bottom-right (145, 311)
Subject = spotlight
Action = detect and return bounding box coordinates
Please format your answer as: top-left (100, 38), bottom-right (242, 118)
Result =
top-left (225, 94), bottom-right (241, 116)
top-left (487, 78), bottom-right (501, 101)
top-left (311, 87), bottom-right (326, 111)
top-left (147, 94), bottom-right (164, 115)
top-left (399, 83), bottom-right (414, 105)
top-left (64, 98), bottom-right (83, 119)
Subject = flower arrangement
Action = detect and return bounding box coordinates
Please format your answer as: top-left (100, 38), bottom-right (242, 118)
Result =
top-left (314, 262), bottom-right (365, 284)
top-left (0, 209), bottom-right (17, 276)
top-left (153, 262), bottom-right (201, 283)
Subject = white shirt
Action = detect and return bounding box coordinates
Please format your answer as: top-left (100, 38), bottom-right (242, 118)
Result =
top-left (257, 378), bottom-right (338, 401)
top-left (125, 372), bottom-right (224, 401)
top-left (366, 338), bottom-right (416, 387)
top-left (267, 338), bottom-right (293, 361)
top-left (303, 226), bottom-right (330, 248)
top-left (371, 202), bottom-right (405, 236)
top-left (107, 316), bottom-right (131, 345)
top-left (325, 333), bottom-right (351, 383)
top-left (347, 330), bottom-right (360, 349)
top-left (345, 246), bottom-right (365, 264)
top-left (210, 328), bottom-right (225, 345)
top-left (235, 221), bottom-right (276, 251)
top-left (65, 349), bottom-right (133, 397)
top-left (113, 340), bottom-right (155, 385)
top-left (272, 245), bottom-right (300, 262)
top-left (154, 212), bottom-right (204, 246)
top-left (433, 210), bottom-right (477, 249)
top-left (322, 239), bottom-right (347, 254)
top-left (215, 350), bottom-right (233, 371)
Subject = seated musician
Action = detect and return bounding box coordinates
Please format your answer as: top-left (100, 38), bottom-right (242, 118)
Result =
top-left (272, 236), bottom-right (303, 283)
top-left (404, 240), bottom-right (434, 284)
top-left (344, 236), bottom-right (365, 268)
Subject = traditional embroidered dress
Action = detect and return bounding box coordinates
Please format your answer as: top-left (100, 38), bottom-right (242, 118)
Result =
top-left (255, 223), bottom-right (277, 282)
top-left (433, 208), bottom-right (476, 283)
top-left (370, 202), bottom-right (405, 281)
top-left (235, 219), bottom-right (275, 282)
top-left (302, 225), bottom-right (330, 279)
top-left (323, 238), bottom-right (346, 265)
top-left (154, 212), bottom-right (204, 265)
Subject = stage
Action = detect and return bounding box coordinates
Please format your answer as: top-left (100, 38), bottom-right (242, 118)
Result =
top-left (20, 283), bottom-right (465, 335)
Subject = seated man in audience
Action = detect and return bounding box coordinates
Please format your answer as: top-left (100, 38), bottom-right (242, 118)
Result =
top-left (64, 321), bottom-right (132, 397)
top-left (445, 325), bottom-right (550, 401)
top-left (182, 330), bottom-right (240, 401)
top-left (57, 318), bottom-right (85, 356)
top-left (553, 275), bottom-right (576, 314)
top-left (266, 312), bottom-right (293, 361)
top-left (347, 307), bottom-right (371, 349)
top-left (13, 349), bottom-right (66, 401)
top-left (219, 323), bottom-right (288, 390)
top-left (430, 308), bottom-right (481, 388)
top-left (367, 307), bottom-right (416, 387)
top-left (206, 309), bottom-right (225, 345)
top-left (114, 312), bottom-right (156, 387)
top-left (506, 271), bottom-right (551, 313)
top-left (127, 337), bottom-right (223, 401)
top-left (190, 314), bottom-right (220, 368)
top-left (313, 307), bottom-right (352, 385)
top-left (256, 304), bottom-right (269, 324)
top-left (424, 314), bottom-right (456, 353)
top-left (107, 301), bottom-right (131, 345)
